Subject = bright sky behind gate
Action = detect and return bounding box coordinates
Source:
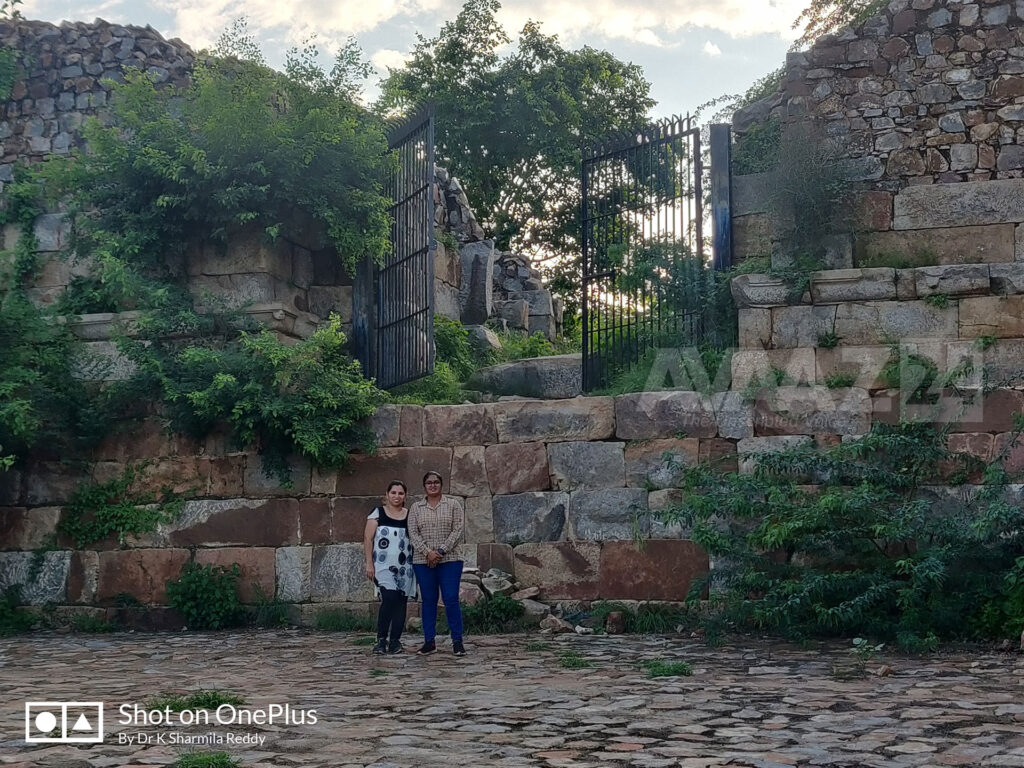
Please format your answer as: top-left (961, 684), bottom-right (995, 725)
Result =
top-left (20, 0), bottom-right (804, 119)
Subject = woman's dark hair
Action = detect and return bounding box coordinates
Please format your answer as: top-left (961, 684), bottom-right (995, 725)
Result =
top-left (386, 480), bottom-right (407, 493)
top-left (422, 471), bottom-right (444, 487)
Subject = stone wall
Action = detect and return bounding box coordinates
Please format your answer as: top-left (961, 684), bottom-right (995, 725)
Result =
top-left (731, 0), bottom-right (1024, 268)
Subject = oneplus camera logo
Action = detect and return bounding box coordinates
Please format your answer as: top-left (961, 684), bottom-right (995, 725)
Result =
top-left (25, 702), bottom-right (104, 743)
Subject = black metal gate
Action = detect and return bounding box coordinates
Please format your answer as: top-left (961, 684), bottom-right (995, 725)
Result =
top-left (354, 107), bottom-right (435, 390)
top-left (581, 114), bottom-right (715, 392)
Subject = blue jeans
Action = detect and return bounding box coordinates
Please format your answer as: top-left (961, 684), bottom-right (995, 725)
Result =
top-left (414, 561), bottom-right (463, 643)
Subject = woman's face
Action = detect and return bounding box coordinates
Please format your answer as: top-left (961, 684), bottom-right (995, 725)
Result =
top-left (424, 475), bottom-right (442, 498)
top-left (387, 485), bottom-right (406, 507)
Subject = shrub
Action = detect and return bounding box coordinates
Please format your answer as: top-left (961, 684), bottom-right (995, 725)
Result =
top-left (461, 593), bottom-right (527, 633)
top-left (642, 659), bottom-right (693, 678)
top-left (433, 315), bottom-right (476, 380)
top-left (656, 421), bottom-right (1024, 648)
top-left (0, 585), bottom-right (32, 637)
top-left (250, 585), bottom-right (289, 628)
top-left (166, 563), bottom-right (245, 630)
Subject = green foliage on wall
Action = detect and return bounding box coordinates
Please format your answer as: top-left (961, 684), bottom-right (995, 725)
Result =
top-left (166, 562), bottom-right (245, 630)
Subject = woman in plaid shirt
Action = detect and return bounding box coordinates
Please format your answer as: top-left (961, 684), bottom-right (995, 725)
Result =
top-left (409, 470), bottom-right (466, 657)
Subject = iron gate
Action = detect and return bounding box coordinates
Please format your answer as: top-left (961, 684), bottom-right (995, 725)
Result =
top-left (581, 114), bottom-right (714, 392)
top-left (354, 107), bottom-right (435, 390)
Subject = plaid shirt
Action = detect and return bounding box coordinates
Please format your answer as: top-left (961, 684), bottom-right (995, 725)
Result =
top-left (408, 495), bottom-right (465, 565)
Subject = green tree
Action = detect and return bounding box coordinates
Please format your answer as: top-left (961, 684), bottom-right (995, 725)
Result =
top-left (379, 0), bottom-right (655, 323)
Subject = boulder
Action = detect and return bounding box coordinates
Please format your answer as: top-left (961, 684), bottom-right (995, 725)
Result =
top-left (539, 614), bottom-right (574, 633)
top-left (481, 576), bottom-right (514, 596)
top-left (465, 324), bottom-right (502, 354)
top-left (467, 355), bottom-right (582, 400)
top-left (459, 240), bottom-right (497, 324)
top-left (459, 583), bottom-right (486, 606)
top-left (511, 586), bottom-right (540, 600)
top-left (518, 598), bottom-right (551, 624)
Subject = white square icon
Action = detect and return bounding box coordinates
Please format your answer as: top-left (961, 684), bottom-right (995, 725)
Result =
top-left (25, 702), bottom-right (104, 743)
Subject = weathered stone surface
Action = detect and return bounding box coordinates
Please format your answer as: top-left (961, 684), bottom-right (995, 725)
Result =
top-left (508, 289), bottom-right (554, 316)
top-left (569, 488), bottom-right (649, 541)
top-left (710, 391), bottom-right (754, 439)
top-left (990, 263), bottom-right (1024, 295)
top-left (477, 542), bottom-right (514, 574)
top-left (467, 355), bottom-right (582, 400)
top-left (310, 544), bottom-right (374, 602)
top-left (367, 404), bottom-right (406, 448)
top-left (189, 228), bottom-right (291, 280)
top-left (816, 345), bottom-right (893, 390)
top-left (307, 285), bottom-right (352, 323)
top-left (244, 454), bottom-right (311, 497)
top-left (809, 268), bottom-right (898, 303)
top-left (491, 492), bottom-right (568, 544)
top-left (0, 507), bottom-right (59, 550)
top-left (624, 439), bottom-right (699, 489)
top-left (699, 438), bottom-right (740, 473)
top-left (833, 300), bottom-right (959, 344)
top-left (331, 496), bottom-right (384, 542)
top-left (450, 445), bottom-right (489, 497)
top-left (730, 348), bottom-right (817, 390)
top-left (512, 541), bottom-right (601, 600)
top-left (914, 264), bottom-right (991, 297)
top-left (480, 575), bottom-right (514, 597)
top-left (464, 496), bottom-right (493, 563)
top-left (485, 442), bottom-right (550, 494)
top-left (458, 240), bottom-right (497, 324)
top-left (422, 404), bottom-right (497, 446)
top-left (464, 325), bottom-right (501, 356)
top-left (598, 541), bottom-right (709, 601)
top-left (737, 436), bottom-right (813, 474)
top-left (733, 214), bottom-right (773, 261)
top-left (66, 551), bottom-right (98, 604)
top-left (956, 390), bottom-right (1024, 433)
top-left (894, 179), bottom-right (1024, 230)
top-left (434, 279), bottom-right (461, 320)
top-left (614, 392), bottom-right (718, 440)
top-left (951, 339), bottom-right (1024, 385)
top-left (856, 190), bottom-right (894, 231)
top-left (0, 551), bottom-right (70, 605)
top-left (856, 225), bottom-right (1015, 267)
top-left (194, 547), bottom-right (275, 603)
top-left (753, 386), bottom-right (872, 436)
top-left (492, 398), bottom-right (614, 442)
top-left (518, 598), bottom-right (550, 623)
top-left (738, 308), bottom-right (772, 348)
top-left (731, 274), bottom-right (806, 308)
top-left (959, 296), bottom-right (1024, 338)
top-left (771, 305), bottom-right (839, 348)
top-left (335, 447), bottom-right (453, 496)
top-left (732, 172), bottom-right (774, 216)
top-left (96, 549), bottom-right (188, 605)
top-left (163, 498), bottom-right (305, 547)
top-left (548, 442), bottom-right (625, 490)
top-left (493, 299), bottom-right (529, 330)
top-left (0, 469), bottom-right (22, 506)
top-left (276, 546), bottom-right (311, 602)
top-left (25, 462), bottom-right (89, 506)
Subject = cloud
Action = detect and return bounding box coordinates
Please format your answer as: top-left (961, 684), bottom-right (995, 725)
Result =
top-left (702, 40), bottom-right (722, 56)
top-left (370, 48), bottom-right (408, 73)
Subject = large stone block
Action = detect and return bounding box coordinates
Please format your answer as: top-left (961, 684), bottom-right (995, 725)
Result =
top-left (422, 404), bottom-right (497, 446)
top-left (990, 264), bottom-right (1024, 295)
top-left (614, 391), bottom-right (718, 440)
top-left (624, 439), bottom-right (699, 489)
top-left (856, 225), bottom-right (1016, 266)
top-left (954, 389), bottom-right (1024, 433)
top-left (569, 488), bottom-right (649, 541)
top-left (951, 339), bottom-right (1024, 385)
top-left (711, 391), bottom-right (754, 439)
top-left (732, 172), bottom-right (774, 216)
top-left (730, 348), bottom-right (817, 390)
top-left (450, 445), bottom-right (489, 497)
top-left (276, 546), bottom-right (311, 602)
top-left (737, 436), bottom-right (813, 474)
top-left (188, 228), bottom-right (292, 280)
top-left (335, 447), bottom-right (453, 496)
top-left (771, 305), bottom-right (839, 348)
top-left (834, 300), bottom-right (959, 345)
top-left (434, 279), bottom-right (461, 320)
top-left (548, 441), bottom-right (625, 490)
top-left (309, 543), bottom-right (374, 602)
top-left (508, 289), bottom-right (554, 316)
top-left (512, 541), bottom-right (601, 600)
top-left (163, 498), bottom-right (308, 547)
top-left (0, 507), bottom-right (59, 550)
top-left (738, 308), bottom-right (772, 349)
top-left (731, 274), bottom-right (807, 308)
top-left (67, 551), bottom-right (98, 604)
top-left (459, 240), bottom-right (497, 324)
top-left (753, 386), bottom-right (872, 436)
top-left (959, 296), bottom-right (1024, 339)
top-left (699, 438), bottom-right (739, 473)
top-left (816, 346), bottom-right (892, 390)
top-left (477, 542), bottom-right (514, 574)
top-left (307, 285), bottom-right (352, 323)
top-left (331, 496), bottom-right (384, 542)
top-left (485, 442), bottom-right (550, 494)
top-left (598, 541), bottom-right (709, 601)
top-left (33, 212), bottom-right (71, 252)
top-left (914, 264), bottom-right (990, 297)
top-left (732, 214), bottom-right (773, 261)
top-left (809, 268), bottom-right (897, 303)
top-left (493, 299), bottom-right (529, 330)
top-left (464, 496), bottom-right (494, 561)
top-left (467, 355), bottom-right (582, 400)
top-left (893, 179), bottom-right (1024, 230)
top-left (25, 462), bottom-right (89, 506)
top-left (194, 547), bottom-right (276, 603)
top-left (96, 549), bottom-right (189, 605)
top-left (244, 454), bottom-right (311, 497)
top-left (491, 492), bottom-right (568, 544)
top-left (0, 469), bottom-right (21, 505)
top-left (0, 551), bottom-right (70, 605)
top-left (492, 398), bottom-right (614, 443)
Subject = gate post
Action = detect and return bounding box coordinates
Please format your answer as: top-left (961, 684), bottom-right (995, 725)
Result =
top-left (710, 123), bottom-right (733, 272)
top-left (352, 254), bottom-right (377, 380)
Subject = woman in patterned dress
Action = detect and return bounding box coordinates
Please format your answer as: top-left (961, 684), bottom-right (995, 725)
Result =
top-left (363, 480), bottom-right (417, 655)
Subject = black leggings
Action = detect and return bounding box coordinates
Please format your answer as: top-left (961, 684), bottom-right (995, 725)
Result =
top-left (376, 587), bottom-right (408, 642)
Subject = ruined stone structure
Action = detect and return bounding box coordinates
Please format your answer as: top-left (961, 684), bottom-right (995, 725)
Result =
top-left (732, 0), bottom-right (1024, 268)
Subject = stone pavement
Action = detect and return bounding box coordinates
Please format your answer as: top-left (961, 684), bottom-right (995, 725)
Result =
top-left (1, 631), bottom-right (1023, 767)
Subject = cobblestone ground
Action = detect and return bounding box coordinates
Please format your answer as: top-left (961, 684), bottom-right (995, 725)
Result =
top-left (1, 631), bottom-right (1023, 767)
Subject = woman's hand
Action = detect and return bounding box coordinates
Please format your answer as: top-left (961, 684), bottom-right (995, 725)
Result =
top-left (365, 563), bottom-right (375, 582)
top-left (427, 550), bottom-right (442, 567)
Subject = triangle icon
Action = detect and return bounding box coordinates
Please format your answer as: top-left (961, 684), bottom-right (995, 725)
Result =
top-left (72, 713), bottom-right (92, 732)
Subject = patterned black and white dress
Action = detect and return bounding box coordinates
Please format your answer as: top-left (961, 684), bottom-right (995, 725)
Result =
top-left (368, 507), bottom-right (417, 599)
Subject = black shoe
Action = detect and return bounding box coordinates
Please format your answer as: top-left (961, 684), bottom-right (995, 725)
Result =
top-left (373, 638), bottom-right (387, 655)
top-left (387, 640), bottom-right (403, 655)
top-left (416, 641), bottom-right (436, 655)
top-left (453, 640), bottom-right (466, 657)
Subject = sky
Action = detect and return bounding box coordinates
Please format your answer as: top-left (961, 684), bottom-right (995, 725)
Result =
top-left (19, 0), bottom-right (807, 119)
